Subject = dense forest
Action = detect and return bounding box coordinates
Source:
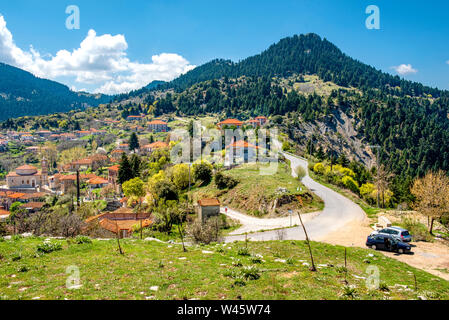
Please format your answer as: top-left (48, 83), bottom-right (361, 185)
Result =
top-left (0, 63), bottom-right (111, 121)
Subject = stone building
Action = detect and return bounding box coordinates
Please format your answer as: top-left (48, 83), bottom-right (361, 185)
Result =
top-left (197, 198), bottom-right (221, 222)
top-left (6, 159), bottom-right (48, 190)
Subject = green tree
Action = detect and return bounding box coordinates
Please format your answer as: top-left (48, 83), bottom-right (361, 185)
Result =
top-left (122, 177), bottom-right (146, 205)
top-left (129, 132), bottom-right (140, 151)
top-left (118, 153), bottom-right (133, 185)
top-left (171, 164), bottom-right (190, 190)
top-left (130, 154), bottom-right (141, 178)
top-left (192, 161), bottom-right (213, 185)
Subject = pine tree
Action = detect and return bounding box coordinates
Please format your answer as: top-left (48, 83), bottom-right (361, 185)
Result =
top-left (118, 153), bottom-right (133, 185)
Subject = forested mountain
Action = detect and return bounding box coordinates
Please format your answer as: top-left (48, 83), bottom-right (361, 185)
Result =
top-left (158, 33), bottom-right (446, 98)
top-left (0, 63), bottom-right (111, 120)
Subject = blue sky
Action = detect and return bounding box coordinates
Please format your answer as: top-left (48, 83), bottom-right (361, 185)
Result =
top-left (0, 0), bottom-right (448, 94)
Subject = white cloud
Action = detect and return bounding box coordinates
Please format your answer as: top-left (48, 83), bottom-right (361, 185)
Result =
top-left (0, 15), bottom-right (195, 94)
top-left (392, 64), bottom-right (418, 76)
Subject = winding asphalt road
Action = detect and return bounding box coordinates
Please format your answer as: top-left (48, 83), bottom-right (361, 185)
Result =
top-left (224, 152), bottom-right (365, 242)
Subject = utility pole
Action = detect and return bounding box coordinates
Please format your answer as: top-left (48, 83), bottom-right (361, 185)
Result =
top-left (76, 169), bottom-right (80, 209)
top-left (368, 145), bottom-right (381, 208)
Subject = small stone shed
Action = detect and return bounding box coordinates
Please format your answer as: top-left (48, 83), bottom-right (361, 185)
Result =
top-left (197, 198), bottom-right (221, 222)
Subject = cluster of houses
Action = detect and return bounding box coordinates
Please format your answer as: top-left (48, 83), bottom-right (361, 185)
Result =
top-left (0, 115), bottom-right (269, 236)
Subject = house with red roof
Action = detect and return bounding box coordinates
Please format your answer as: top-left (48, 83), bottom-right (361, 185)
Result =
top-left (148, 120), bottom-right (168, 132)
top-left (140, 141), bottom-right (169, 155)
top-left (225, 140), bottom-right (260, 164)
top-left (217, 119), bottom-right (244, 130)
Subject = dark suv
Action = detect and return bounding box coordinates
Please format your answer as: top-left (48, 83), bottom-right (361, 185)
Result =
top-left (366, 234), bottom-right (412, 254)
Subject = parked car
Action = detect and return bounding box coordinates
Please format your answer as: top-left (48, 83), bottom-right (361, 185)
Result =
top-left (371, 226), bottom-right (412, 242)
top-left (366, 234), bottom-right (412, 254)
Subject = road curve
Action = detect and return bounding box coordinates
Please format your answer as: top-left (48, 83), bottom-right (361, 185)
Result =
top-left (224, 152), bottom-right (366, 242)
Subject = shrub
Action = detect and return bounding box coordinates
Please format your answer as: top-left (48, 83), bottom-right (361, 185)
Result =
top-left (11, 252), bottom-right (22, 261)
top-left (17, 265), bottom-right (29, 273)
top-left (400, 217), bottom-right (433, 242)
top-left (295, 166), bottom-right (306, 180)
top-left (313, 163), bottom-right (325, 175)
top-left (250, 255), bottom-right (263, 264)
top-left (36, 241), bottom-right (62, 254)
top-left (342, 176), bottom-right (360, 194)
top-left (241, 266), bottom-right (261, 280)
top-left (215, 171), bottom-right (239, 190)
top-left (192, 161), bottom-right (213, 185)
top-left (186, 217), bottom-right (222, 244)
top-left (232, 259), bottom-right (243, 267)
top-left (237, 247), bottom-right (251, 256)
top-left (74, 235), bottom-right (92, 245)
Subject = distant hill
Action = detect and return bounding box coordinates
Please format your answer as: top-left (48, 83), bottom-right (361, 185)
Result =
top-left (0, 63), bottom-right (111, 121)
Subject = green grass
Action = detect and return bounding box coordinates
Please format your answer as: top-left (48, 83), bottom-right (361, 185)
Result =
top-left (0, 237), bottom-right (448, 300)
top-left (191, 163), bottom-right (324, 217)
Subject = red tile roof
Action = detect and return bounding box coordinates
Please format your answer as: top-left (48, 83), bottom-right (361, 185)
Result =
top-left (198, 198), bottom-right (221, 207)
top-left (226, 140), bottom-right (259, 149)
top-left (143, 141), bottom-right (168, 149)
top-left (148, 120), bottom-right (167, 125)
top-left (218, 119), bottom-right (243, 126)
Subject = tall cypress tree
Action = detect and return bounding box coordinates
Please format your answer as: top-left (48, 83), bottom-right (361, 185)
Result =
top-left (130, 154), bottom-right (141, 178)
top-left (129, 132), bottom-right (140, 151)
top-left (118, 153), bottom-right (133, 185)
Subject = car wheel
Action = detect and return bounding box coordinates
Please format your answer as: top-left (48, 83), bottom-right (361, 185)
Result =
top-left (398, 249), bottom-right (404, 254)
top-left (371, 245), bottom-right (377, 250)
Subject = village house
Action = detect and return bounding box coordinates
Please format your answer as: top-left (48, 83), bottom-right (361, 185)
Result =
top-left (126, 115), bottom-right (145, 122)
top-left (117, 143), bottom-right (129, 151)
top-left (85, 207), bottom-right (152, 238)
top-left (0, 208), bottom-right (9, 222)
top-left (62, 154), bottom-right (110, 172)
top-left (48, 134), bottom-right (61, 141)
top-left (54, 173), bottom-right (100, 193)
top-left (60, 133), bottom-right (77, 141)
top-left (140, 141), bottom-right (169, 155)
top-left (36, 130), bottom-right (53, 138)
top-left (111, 149), bottom-right (125, 161)
top-left (90, 128), bottom-right (107, 136)
top-left (20, 134), bottom-right (34, 142)
top-left (148, 120), bottom-right (168, 133)
top-left (255, 116), bottom-right (268, 126)
top-left (247, 119), bottom-right (261, 128)
top-left (108, 165), bottom-right (120, 192)
top-left (225, 140), bottom-right (260, 164)
top-left (88, 177), bottom-right (110, 189)
top-left (217, 118), bottom-right (244, 130)
top-left (197, 198), bottom-right (221, 222)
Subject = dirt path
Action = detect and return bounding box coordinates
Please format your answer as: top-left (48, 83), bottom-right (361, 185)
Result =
top-left (321, 219), bottom-right (449, 281)
top-left (223, 207), bottom-right (320, 235)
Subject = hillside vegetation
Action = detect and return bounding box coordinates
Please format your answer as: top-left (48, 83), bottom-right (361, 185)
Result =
top-left (1, 237), bottom-right (448, 300)
top-left (191, 163), bottom-right (323, 217)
